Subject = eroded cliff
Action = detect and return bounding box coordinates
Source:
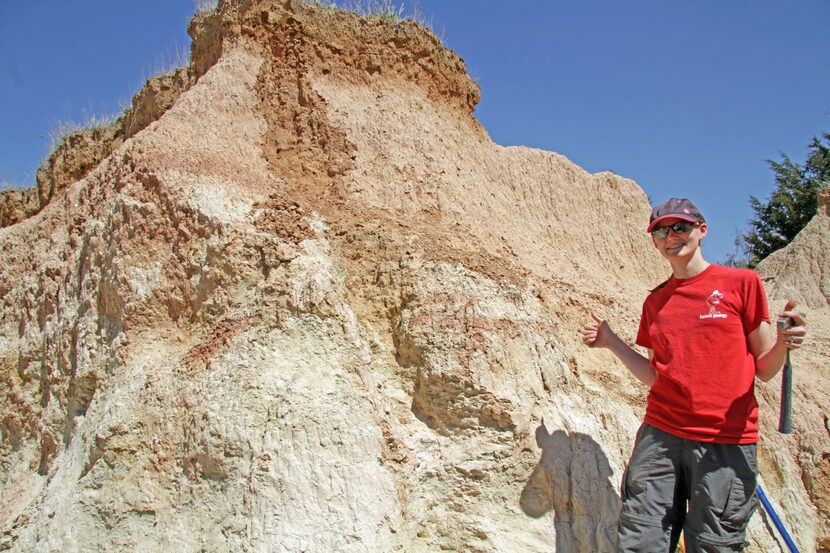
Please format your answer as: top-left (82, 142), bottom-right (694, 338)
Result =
top-left (1, 1), bottom-right (827, 551)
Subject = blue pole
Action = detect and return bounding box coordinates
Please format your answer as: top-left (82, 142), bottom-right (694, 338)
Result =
top-left (756, 484), bottom-right (800, 553)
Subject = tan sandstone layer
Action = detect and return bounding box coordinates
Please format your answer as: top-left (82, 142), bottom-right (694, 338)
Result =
top-left (1, 1), bottom-right (827, 551)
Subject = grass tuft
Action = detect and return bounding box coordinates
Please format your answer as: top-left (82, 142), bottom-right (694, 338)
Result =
top-left (0, 169), bottom-right (17, 192)
top-left (295, 0), bottom-right (431, 25)
top-left (291, 0), bottom-right (442, 36)
top-left (146, 40), bottom-right (191, 79)
top-left (47, 110), bottom-right (119, 152)
top-left (194, 0), bottom-right (219, 14)
top-left (293, 0), bottom-right (338, 8)
top-left (346, 0), bottom-right (405, 20)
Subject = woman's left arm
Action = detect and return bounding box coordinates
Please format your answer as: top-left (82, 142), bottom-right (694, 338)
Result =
top-left (750, 302), bottom-right (807, 382)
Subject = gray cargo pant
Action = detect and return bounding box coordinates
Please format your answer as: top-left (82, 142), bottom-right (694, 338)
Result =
top-left (618, 424), bottom-right (759, 552)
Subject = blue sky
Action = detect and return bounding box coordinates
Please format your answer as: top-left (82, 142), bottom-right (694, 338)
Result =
top-left (1, 1), bottom-right (828, 263)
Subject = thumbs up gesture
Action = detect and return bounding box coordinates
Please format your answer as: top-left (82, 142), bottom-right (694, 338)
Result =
top-left (582, 312), bottom-right (614, 349)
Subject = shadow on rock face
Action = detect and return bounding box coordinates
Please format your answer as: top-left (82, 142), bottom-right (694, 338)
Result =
top-left (520, 419), bottom-right (621, 553)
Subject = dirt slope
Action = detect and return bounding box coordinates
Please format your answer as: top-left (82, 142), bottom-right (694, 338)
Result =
top-left (754, 188), bottom-right (830, 552)
top-left (0, 1), bottom-right (826, 551)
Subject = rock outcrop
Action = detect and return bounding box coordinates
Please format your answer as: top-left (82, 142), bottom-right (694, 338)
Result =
top-left (754, 188), bottom-right (830, 553)
top-left (1, 1), bottom-right (827, 551)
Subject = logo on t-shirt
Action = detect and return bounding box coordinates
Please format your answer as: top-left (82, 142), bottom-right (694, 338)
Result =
top-left (700, 290), bottom-right (728, 320)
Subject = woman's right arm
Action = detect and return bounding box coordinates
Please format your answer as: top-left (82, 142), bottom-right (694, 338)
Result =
top-left (582, 312), bottom-right (656, 386)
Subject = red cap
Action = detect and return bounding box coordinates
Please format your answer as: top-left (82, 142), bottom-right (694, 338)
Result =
top-left (647, 197), bottom-right (705, 232)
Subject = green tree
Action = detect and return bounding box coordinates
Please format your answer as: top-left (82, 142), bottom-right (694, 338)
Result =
top-left (740, 133), bottom-right (830, 267)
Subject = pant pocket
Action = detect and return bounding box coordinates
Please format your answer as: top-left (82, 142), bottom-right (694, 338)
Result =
top-left (721, 476), bottom-right (759, 531)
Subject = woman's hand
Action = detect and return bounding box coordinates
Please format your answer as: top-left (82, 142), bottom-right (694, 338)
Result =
top-left (582, 312), bottom-right (615, 349)
top-left (777, 299), bottom-right (807, 350)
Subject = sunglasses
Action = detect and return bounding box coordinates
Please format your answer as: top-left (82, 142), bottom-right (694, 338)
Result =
top-left (651, 221), bottom-right (700, 239)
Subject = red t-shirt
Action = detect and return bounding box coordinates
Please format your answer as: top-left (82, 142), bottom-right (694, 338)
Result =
top-left (636, 264), bottom-right (770, 444)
